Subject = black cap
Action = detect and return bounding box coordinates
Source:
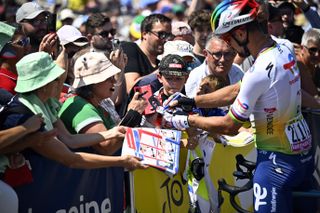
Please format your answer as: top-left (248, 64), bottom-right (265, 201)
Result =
top-left (273, 1), bottom-right (295, 12)
top-left (159, 54), bottom-right (188, 76)
top-left (268, 4), bottom-right (282, 22)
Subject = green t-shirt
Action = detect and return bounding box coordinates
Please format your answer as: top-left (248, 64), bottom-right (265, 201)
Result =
top-left (58, 96), bottom-right (115, 134)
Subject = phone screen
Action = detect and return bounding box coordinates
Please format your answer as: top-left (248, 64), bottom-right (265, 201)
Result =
top-left (47, 13), bottom-right (57, 33)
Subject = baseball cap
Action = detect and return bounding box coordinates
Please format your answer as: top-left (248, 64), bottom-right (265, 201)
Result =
top-left (172, 4), bottom-right (185, 14)
top-left (72, 52), bottom-right (121, 89)
top-left (0, 22), bottom-right (16, 59)
top-left (16, 2), bottom-right (46, 23)
top-left (57, 25), bottom-right (88, 46)
top-left (159, 54), bottom-right (188, 76)
top-left (273, 1), bottom-right (295, 12)
top-left (140, 0), bottom-right (158, 8)
top-left (60, 8), bottom-right (76, 21)
top-left (158, 40), bottom-right (195, 60)
top-left (15, 52), bottom-right (65, 93)
top-left (172, 21), bottom-right (192, 37)
top-left (268, 4), bottom-right (282, 22)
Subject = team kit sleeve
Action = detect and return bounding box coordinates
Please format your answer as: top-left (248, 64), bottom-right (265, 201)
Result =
top-left (228, 59), bottom-right (274, 124)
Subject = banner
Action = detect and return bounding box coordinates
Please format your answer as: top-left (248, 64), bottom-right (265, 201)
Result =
top-left (132, 147), bottom-right (189, 213)
top-left (209, 139), bottom-right (256, 213)
top-left (15, 147), bottom-right (124, 213)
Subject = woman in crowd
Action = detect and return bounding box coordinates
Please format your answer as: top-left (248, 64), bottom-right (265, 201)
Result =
top-left (59, 51), bottom-right (147, 155)
top-left (1, 51), bottom-right (147, 170)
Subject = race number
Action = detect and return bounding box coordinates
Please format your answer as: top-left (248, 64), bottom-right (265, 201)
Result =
top-left (285, 114), bottom-right (312, 152)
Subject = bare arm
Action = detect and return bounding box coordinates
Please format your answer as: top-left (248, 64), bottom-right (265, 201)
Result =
top-left (195, 83), bottom-right (240, 108)
top-left (125, 72), bottom-right (141, 94)
top-left (188, 114), bottom-right (243, 135)
top-left (79, 122), bottom-right (123, 156)
top-left (110, 49), bottom-right (128, 105)
top-left (0, 114), bottom-right (44, 150)
top-left (32, 136), bottom-right (147, 170)
top-left (0, 129), bottom-right (57, 154)
top-left (301, 89), bottom-right (320, 108)
top-left (54, 119), bottom-right (125, 149)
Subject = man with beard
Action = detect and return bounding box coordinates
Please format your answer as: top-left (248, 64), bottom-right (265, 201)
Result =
top-left (85, 13), bottom-right (128, 115)
top-left (185, 34), bottom-right (243, 98)
top-left (85, 13), bottom-right (116, 53)
top-left (16, 2), bottom-right (57, 54)
top-left (121, 14), bottom-right (173, 94)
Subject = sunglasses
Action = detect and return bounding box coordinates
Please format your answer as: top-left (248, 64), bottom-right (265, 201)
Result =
top-left (304, 46), bottom-right (320, 55)
top-left (98, 29), bottom-right (117, 38)
top-left (150, 31), bottom-right (174, 40)
top-left (8, 37), bottom-right (30, 47)
top-left (206, 49), bottom-right (235, 60)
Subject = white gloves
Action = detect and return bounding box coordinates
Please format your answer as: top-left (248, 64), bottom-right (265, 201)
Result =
top-left (163, 112), bottom-right (190, 130)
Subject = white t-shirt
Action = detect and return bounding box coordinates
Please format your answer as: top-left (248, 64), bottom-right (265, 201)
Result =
top-left (185, 61), bottom-right (244, 97)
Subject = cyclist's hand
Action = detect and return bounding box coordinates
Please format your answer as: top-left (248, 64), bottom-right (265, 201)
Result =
top-left (169, 97), bottom-right (196, 112)
top-left (162, 112), bottom-right (190, 130)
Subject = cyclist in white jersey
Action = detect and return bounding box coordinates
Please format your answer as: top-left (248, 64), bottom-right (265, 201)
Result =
top-left (163, 0), bottom-right (316, 212)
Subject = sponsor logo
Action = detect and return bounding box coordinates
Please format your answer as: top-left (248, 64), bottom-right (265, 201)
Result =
top-left (283, 53), bottom-right (296, 74)
top-left (237, 99), bottom-right (249, 110)
top-left (54, 195), bottom-right (111, 213)
top-left (223, 17), bottom-right (251, 28)
top-left (289, 74), bottom-right (300, 85)
top-left (266, 113), bottom-right (274, 135)
top-left (271, 187), bottom-right (277, 212)
top-left (264, 107), bottom-right (276, 113)
top-left (254, 183), bottom-right (267, 211)
top-left (169, 63), bottom-right (183, 69)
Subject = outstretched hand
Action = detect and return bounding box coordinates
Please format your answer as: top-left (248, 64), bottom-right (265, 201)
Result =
top-left (162, 112), bottom-right (190, 130)
top-left (122, 155), bottom-right (149, 171)
top-left (102, 126), bottom-right (127, 141)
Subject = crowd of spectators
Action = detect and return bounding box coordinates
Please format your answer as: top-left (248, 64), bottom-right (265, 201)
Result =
top-left (0, 0), bottom-right (319, 212)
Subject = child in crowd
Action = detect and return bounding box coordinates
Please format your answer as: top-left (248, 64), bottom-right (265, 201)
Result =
top-left (145, 54), bottom-right (190, 127)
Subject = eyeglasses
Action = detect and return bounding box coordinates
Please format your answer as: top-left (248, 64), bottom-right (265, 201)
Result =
top-left (150, 31), bottom-right (174, 40)
top-left (206, 49), bottom-right (235, 60)
top-left (8, 37), bottom-right (30, 47)
top-left (25, 14), bottom-right (49, 26)
top-left (304, 46), bottom-right (320, 55)
top-left (98, 29), bottom-right (117, 38)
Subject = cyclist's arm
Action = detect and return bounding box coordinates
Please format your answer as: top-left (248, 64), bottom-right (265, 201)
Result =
top-left (194, 82), bottom-right (241, 108)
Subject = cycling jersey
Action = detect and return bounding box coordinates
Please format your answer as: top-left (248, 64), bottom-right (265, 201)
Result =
top-left (229, 41), bottom-right (312, 154)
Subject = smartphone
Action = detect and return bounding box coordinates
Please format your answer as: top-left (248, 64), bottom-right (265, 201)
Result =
top-left (47, 13), bottom-right (57, 33)
top-left (112, 39), bottom-right (121, 50)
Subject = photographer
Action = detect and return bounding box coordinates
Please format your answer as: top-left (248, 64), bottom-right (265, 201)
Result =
top-left (16, 2), bottom-right (57, 55)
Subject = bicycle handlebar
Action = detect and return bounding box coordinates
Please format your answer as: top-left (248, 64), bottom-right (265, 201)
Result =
top-left (218, 178), bottom-right (253, 213)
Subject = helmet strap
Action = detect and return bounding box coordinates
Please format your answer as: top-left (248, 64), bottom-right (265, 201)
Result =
top-left (231, 27), bottom-right (251, 57)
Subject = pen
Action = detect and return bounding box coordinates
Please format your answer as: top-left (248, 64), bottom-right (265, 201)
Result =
top-left (138, 91), bottom-right (148, 99)
top-left (163, 93), bottom-right (181, 111)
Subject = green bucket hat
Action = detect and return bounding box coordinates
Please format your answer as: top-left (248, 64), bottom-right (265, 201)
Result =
top-left (0, 22), bottom-right (16, 56)
top-left (15, 52), bottom-right (65, 93)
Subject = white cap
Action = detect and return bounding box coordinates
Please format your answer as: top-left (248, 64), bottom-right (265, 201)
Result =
top-left (73, 52), bottom-right (121, 89)
top-left (57, 25), bottom-right (88, 46)
top-left (16, 2), bottom-right (46, 23)
top-left (158, 40), bottom-right (195, 60)
top-left (60, 8), bottom-right (76, 21)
